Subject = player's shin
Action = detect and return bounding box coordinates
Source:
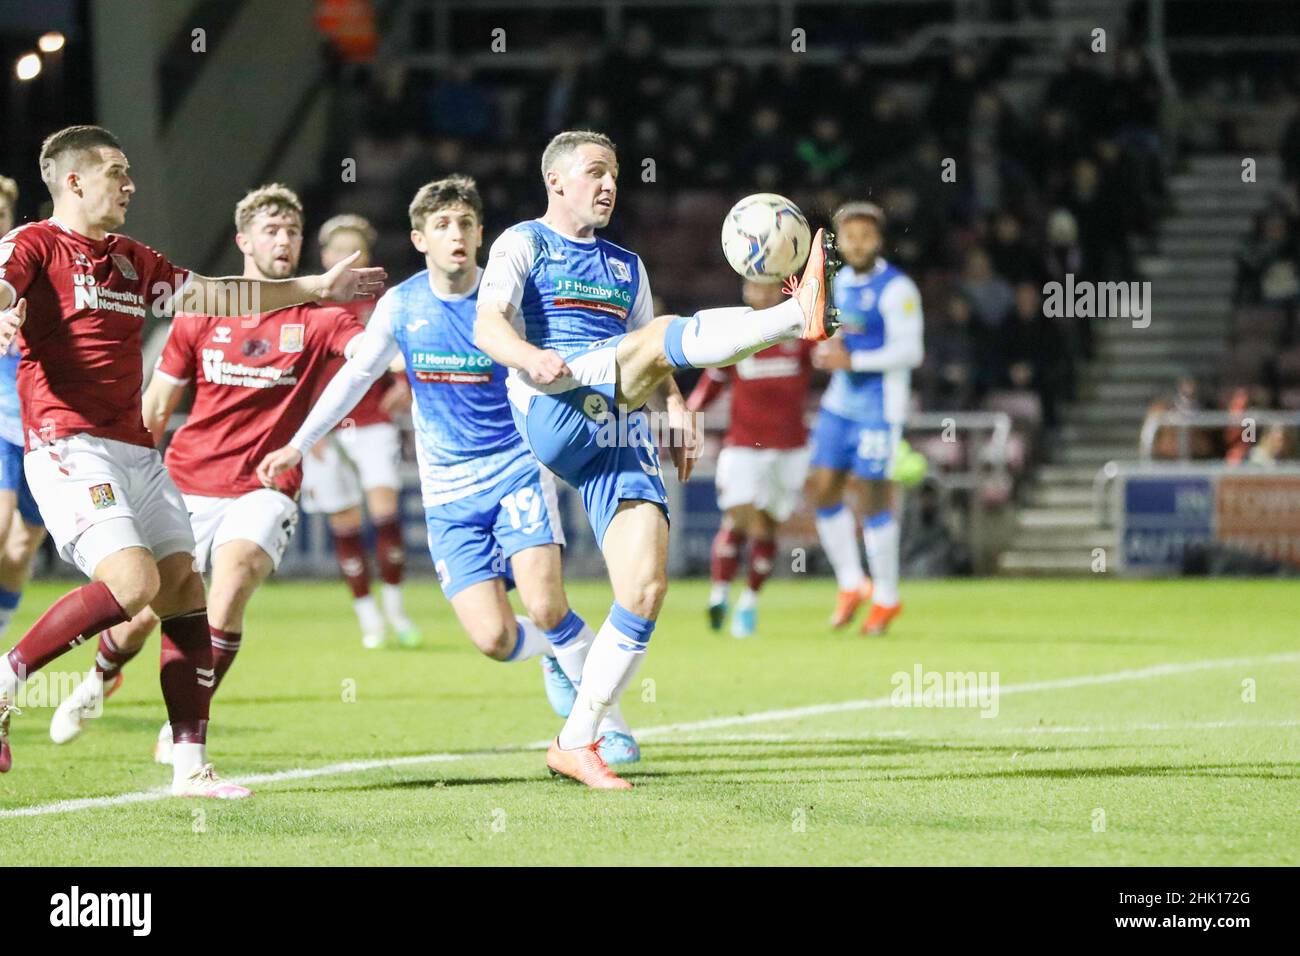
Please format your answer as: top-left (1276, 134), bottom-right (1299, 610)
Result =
top-left (863, 510), bottom-right (900, 607)
top-left (209, 627), bottom-right (242, 692)
top-left (815, 505), bottom-right (866, 591)
top-left (558, 603), bottom-right (654, 750)
top-left (158, 609), bottom-right (214, 782)
top-left (543, 609), bottom-right (593, 686)
top-left (710, 525), bottom-right (746, 607)
top-left (662, 302), bottom-right (804, 370)
top-left (96, 628), bottom-right (142, 683)
top-left (3, 581), bottom-right (129, 692)
top-left (506, 617), bottom-right (552, 662)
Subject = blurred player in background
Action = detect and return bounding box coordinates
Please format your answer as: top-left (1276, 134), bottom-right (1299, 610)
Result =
top-left (810, 203), bottom-right (924, 635)
top-left (0, 176), bottom-right (48, 643)
top-left (260, 176), bottom-right (640, 763)
top-left (474, 130), bottom-right (837, 788)
top-left (303, 214), bottom-right (417, 650)
top-left (50, 184), bottom-right (372, 767)
top-left (686, 279), bottom-right (816, 638)
top-left (0, 126), bottom-right (383, 794)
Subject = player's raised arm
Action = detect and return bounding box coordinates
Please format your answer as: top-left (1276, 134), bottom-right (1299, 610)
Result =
top-left (255, 309), bottom-right (399, 487)
top-left (172, 250), bottom-right (387, 318)
top-left (841, 275), bottom-right (924, 372)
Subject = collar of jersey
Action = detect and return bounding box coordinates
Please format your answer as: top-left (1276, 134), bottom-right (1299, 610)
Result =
top-left (47, 216), bottom-right (110, 249)
top-left (425, 266), bottom-right (483, 302)
top-left (533, 219), bottom-right (598, 246)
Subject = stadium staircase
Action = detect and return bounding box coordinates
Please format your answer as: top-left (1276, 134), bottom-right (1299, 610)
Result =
top-left (998, 154), bottom-right (1283, 574)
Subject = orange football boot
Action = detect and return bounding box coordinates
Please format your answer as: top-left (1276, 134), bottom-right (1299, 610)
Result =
top-left (783, 227), bottom-right (841, 341)
top-left (830, 579), bottom-right (874, 629)
top-left (546, 737), bottom-right (633, 790)
top-left (861, 603), bottom-right (902, 636)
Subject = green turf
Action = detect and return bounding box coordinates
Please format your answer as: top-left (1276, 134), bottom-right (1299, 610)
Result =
top-left (1, 577), bottom-right (1296, 866)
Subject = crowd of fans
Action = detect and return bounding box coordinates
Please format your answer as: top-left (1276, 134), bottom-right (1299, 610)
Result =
top-left (329, 29), bottom-right (1169, 446)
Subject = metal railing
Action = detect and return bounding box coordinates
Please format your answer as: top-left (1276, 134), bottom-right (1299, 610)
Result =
top-left (1137, 409), bottom-right (1300, 462)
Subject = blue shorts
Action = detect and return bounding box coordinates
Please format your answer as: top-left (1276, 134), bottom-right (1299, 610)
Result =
top-left (810, 408), bottom-right (902, 481)
top-left (0, 439), bottom-right (42, 526)
top-left (511, 337), bottom-right (669, 549)
top-left (425, 461), bottom-right (564, 599)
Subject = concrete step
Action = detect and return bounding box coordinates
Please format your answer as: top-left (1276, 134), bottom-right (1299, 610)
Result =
top-left (1175, 194), bottom-right (1276, 215)
top-left (1161, 215), bottom-right (1253, 237)
top-left (1094, 339), bottom-right (1226, 360)
top-left (1083, 360), bottom-right (1215, 381)
top-left (1016, 507), bottom-right (1103, 529)
top-left (1063, 403), bottom-right (1151, 425)
top-left (1036, 463), bottom-right (1109, 483)
top-left (1009, 526), bottom-right (1116, 550)
top-left (1146, 257), bottom-right (1237, 279)
top-left (1148, 276), bottom-right (1235, 296)
top-left (997, 550), bottom-right (1102, 575)
top-left (1055, 443), bottom-right (1133, 466)
top-left (1096, 316), bottom-right (1228, 337)
top-left (1184, 154), bottom-right (1281, 175)
top-left (1023, 484), bottom-right (1098, 508)
top-left (1057, 421), bottom-right (1140, 444)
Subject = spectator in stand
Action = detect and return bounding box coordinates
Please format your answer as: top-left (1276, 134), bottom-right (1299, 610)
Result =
top-left (925, 290), bottom-right (992, 410)
top-left (1234, 210), bottom-right (1300, 311)
top-left (1046, 44), bottom-right (1110, 138)
top-left (928, 49), bottom-right (984, 156)
top-left (426, 64), bottom-right (494, 142)
top-left (987, 209), bottom-right (1042, 284)
top-left (795, 115), bottom-right (853, 187)
top-left (1003, 282), bottom-right (1069, 429)
top-left (740, 107), bottom-right (792, 190)
top-left (1248, 424), bottom-right (1291, 466)
top-left (960, 247), bottom-right (1015, 329)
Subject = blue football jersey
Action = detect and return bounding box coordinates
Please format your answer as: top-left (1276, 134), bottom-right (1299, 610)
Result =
top-left (0, 339), bottom-right (21, 446)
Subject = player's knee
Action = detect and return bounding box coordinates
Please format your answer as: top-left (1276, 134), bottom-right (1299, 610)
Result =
top-left (522, 594), bottom-right (568, 633)
top-left (103, 559), bottom-right (161, 617)
top-left (465, 618), bottom-right (516, 661)
top-left (624, 573), bottom-right (668, 620)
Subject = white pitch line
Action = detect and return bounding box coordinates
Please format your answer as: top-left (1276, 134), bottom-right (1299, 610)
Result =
top-left (1, 651), bottom-right (1296, 819)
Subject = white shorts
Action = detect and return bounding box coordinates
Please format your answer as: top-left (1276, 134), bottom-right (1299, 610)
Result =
top-left (300, 423), bottom-right (401, 514)
top-left (715, 445), bottom-right (813, 523)
top-left (24, 434), bottom-right (196, 577)
top-left (183, 489), bottom-right (300, 573)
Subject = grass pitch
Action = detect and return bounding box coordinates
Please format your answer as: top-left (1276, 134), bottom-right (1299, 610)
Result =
top-left (1, 577), bottom-right (1296, 866)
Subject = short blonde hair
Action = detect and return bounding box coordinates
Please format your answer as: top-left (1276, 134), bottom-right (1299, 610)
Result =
top-left (234, 183), bottom-right (303, 234)
top-left (318, 213), bottom-right (377, 251)
top-left (540, 130), bottom-right (616, 182)
top-left (0, 176), bottom-right (17, 212)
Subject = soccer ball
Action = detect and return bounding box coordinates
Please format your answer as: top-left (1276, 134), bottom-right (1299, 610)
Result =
top-left (721, 193), bottom-right (812, 283)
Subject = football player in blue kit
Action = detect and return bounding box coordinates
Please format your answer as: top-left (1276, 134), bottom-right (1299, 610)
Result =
top-left (810, 203), bottom-right (924, 636)
top-left (0, 176), bottom-right (47, 644)
top-left (474, 130), bottom-right (838, 789)
top-left (258, 176), bottom-right (641, 764)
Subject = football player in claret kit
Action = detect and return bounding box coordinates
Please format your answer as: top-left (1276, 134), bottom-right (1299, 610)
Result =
top-left (686, 279), bottom-right (817, 638)
top-left (302, 214), bottom-right (419, 650)
top-left (810, 202), bottom-right (924, 636)
top-left (0, 175), bottom-right (48, 644)
top-left (0, 126), bottom-right (384, 795)
top-left (473, 130), bottom-right (839, 789)
top-left (259, 176), bottom-right (641, 764)
top-left (49, 184), bottom-right (372, 764)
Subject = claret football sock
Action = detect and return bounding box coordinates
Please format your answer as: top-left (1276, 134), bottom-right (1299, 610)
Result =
top-left (333, 530), bottom-right (372, 599)
top-left (711, 525), bottom-right (746, 587)
top-left (747, 537), bottom-right (777, 592)
top-left (95, 629), bottom-right (141, 683)
top-left (815, 504), bottom-right (866, 591)
top-left (209, 627), bottom-right (242, 692)
top-left (373, 518), bottom-right (406, 586)
top-left (6, 581), bottom-right (128, 678)
top-left (158, 609), bottom-right (212, 755)
top-left (544, 609), bottom-right (593, 686)
top-left (558, 602), bottom-right (654, 749)
top-left (662, 301), bottom-right (803, 370)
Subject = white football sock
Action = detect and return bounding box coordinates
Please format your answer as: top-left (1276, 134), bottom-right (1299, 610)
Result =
top-left (737, 587), bottom-right (758, 612)
top-left (709, 581), bottom-right (730, 606)
top-left (668, 301), bottom-right (803, 368)
top-left (353, 595), bottom-right (384, 635)
top-left (864, 511), bottom-right (901, 606)
top-left (0, 610), bottom-right (14, 640)
top-left (548, 619), bottom-right (594, 687)
top-left (507, 617), bottom-right (551, 662)
top-left (171, 742), bottom-right (206, 783)
top-left (558, 605), bottom-right (652, 749)
top-left (380, 584), bottom-right (409, 626)
top-left (0, 654), bottom-right (19, 698)
top-left (598, 703), bottom-right (632, 738)
top-left (816, 505), bottom-right (866, 591)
